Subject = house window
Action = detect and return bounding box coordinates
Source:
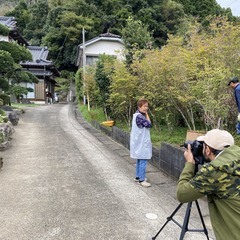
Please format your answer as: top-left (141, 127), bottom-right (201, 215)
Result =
top-left (86, 56), bottom-right (99, 66)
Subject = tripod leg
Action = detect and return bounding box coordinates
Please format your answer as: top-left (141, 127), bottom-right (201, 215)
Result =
top-left (179, 202), bottom-right (192, 240)
top-left (195, 201), bottom-right (210, 240)
top-left (152, 203), bottom-right (183, 240)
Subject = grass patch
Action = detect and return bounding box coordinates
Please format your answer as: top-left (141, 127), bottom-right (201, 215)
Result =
top-left (78, 104), bottom-right (106, 123)
top-left (150, 127), bottom-right (187, 147)
top-left (11, 103), bottom-right (39, 108)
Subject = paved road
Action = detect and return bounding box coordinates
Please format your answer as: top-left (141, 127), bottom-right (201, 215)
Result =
top-left (0, 103), bottom-right (215, 240)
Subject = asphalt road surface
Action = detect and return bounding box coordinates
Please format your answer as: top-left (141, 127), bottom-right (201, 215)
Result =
top-left (0, 103), bottom-right (215, 240)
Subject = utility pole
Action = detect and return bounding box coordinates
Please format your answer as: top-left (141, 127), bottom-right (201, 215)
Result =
top-left (82, 28), bottom-right (86, 105)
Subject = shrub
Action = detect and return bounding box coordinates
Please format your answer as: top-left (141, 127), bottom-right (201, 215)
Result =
top-left (0, 93), bottom-right (10, 106)
top-left (0, 109), bottom-right (8, 124)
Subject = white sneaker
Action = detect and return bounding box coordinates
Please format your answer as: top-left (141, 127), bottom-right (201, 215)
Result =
top-left (134, 177), bottom-right (147, 182)
top-left (139, 180), bottom-right (151, 187)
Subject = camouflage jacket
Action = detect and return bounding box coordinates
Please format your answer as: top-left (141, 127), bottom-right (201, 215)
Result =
top-left (177, 145), bottom-right (240, 240)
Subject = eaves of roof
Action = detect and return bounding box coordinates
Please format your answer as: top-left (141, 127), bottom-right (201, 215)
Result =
top-left (0, 16), bottom-right (16, 29)
top-left (21, 61), bottom-right (53, 67)
top-left (78, 36), bottom-right (124, 48)
top-left (23, 69), bottom-right (53, 77)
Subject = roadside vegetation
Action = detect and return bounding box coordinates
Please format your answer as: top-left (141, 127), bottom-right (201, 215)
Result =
top-left (79, 104), bottom-right (188, 147)
top-left (76, 17), bottom-right (240, 139)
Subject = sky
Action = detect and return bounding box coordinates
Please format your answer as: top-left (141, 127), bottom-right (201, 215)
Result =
top-left (216, 0), bottom-right (240, 16)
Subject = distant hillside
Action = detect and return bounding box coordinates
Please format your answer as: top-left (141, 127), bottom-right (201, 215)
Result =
top-left (0, 0), bottom-right (17, 16)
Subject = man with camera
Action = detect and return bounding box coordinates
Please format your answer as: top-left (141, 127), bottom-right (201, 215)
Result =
top-left (177, 129), bottom-right (240, 240)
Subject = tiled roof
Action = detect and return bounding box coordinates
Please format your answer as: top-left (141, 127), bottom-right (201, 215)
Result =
top-left (21, 46), bottom-right (52, 66)
top-left (21, 46), bottom-right (60, 77)
top-left (0, 16), bottom-right (16, 29)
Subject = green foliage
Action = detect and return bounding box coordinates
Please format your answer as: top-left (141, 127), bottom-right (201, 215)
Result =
top-left (10, 70), bottom-right (38, 84)
top-left (95, 54), bottom-right (116, 117)
top-left (75, 68), bottom-right (83, 103)
top-left (105, 17), bottom-right (240, 132)
top-left (84, 66), bottom-right (101, 109)
top-left (0, 50), bottom-right (15, 74)
top-left (23, 0), bottom-right (49, 45)
top-left (0, 77), bottom-right (9, 92)
top-left (0, 24), bottom-right (9, 35)
top-left (9, 85), bottom-right (28, 102)
top-left (55, 70), bottom-right (74, 101)
top-left (0, 94), bottom-right (10, 106)
top-left (121, 17), bottom-right (153, 64)
top-left (176, 0), bottom-right (227, 19)
top-left (0, 109), bottom-right (8, 124)
top-left (108, 60), bottom-right (138, 126)
top-left (6, 0), bottom-right (236, 71)
top-left (5, 0), bottom-right (30, 32)
top-left (78, 104), bottom-right (106, 123)
top-left (0, 41), bottom-right (32, 63)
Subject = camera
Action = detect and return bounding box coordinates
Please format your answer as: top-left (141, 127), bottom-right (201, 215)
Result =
top-left (182, 140), bottom-right (204, 165)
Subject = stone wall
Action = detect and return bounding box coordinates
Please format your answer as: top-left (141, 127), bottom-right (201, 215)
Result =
top-left (91, 120), bottom-right (185, 180)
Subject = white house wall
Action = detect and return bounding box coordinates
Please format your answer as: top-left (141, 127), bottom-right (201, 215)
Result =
top-left (0, 35), bottom-right (9, 42)
top-left (26, 83), bottom-right (35, 98)
top-left (86, 41), bottom-right (124, 59)
top-left (19, 82), bottom-right (35, 98)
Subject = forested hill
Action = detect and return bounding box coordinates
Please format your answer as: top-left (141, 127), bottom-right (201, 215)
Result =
top-left (1, 0), bottom-right (238, 70)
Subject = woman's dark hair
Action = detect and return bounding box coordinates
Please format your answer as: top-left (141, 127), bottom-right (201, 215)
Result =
top-left (137, 99), bottom-right (148, 108)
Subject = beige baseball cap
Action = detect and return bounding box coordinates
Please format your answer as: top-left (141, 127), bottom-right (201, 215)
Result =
top-left (197, 129), bottom-right (234, 150)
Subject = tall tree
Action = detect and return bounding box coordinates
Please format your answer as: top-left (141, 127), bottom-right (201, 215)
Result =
top-left (23, 0), bottom-right (49, 45)
top-left (5, 0), bottom-right (30, 32)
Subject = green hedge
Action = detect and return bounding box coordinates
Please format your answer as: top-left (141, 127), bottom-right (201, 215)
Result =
top-left (0, 93), bottom-right (10, 106)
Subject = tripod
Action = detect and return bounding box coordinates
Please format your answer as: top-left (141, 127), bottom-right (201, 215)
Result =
top-left (152, 162), bottom-right (209, 240)
top-left (152, 200), bottom-right (209, 239)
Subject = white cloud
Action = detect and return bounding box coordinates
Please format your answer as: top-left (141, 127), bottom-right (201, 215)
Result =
top-left (216, 0), bottom-right (240, 16)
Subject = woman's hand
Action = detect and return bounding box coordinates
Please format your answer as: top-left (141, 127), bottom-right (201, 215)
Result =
top-left (145, 112), bottom-right (150, 121)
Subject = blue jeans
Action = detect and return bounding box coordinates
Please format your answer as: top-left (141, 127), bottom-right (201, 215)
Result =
top-left (236, 122), bottom-right (240, 135)
top-left (136, 159), bottom-right (147, 181)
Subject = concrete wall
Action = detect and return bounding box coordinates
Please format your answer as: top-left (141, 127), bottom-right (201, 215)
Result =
top-left (91, 120), bottom-right (186, 180)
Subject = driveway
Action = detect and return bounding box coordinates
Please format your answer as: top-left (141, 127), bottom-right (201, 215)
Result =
top-left (0, 103), bottom-right (215, 240)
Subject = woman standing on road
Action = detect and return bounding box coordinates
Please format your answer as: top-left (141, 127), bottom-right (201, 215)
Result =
top-left (130, 98), bottom-right (152, 187)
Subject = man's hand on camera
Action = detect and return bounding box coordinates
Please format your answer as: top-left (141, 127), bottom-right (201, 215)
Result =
top-left (184, 144), bottom-right (195, 164)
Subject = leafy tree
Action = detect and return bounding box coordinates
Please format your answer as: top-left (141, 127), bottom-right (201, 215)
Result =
top-left (23, 0), bottom-right (49, 45)
top-left (0, 41), bottom-right (32, 62)
top-left (0, 44), bottom-right (37, 103)
top-left (0, 24), bottom-right (9, 35)
top-left (75, 68), bottom-right (83, 103)
top-left (55, 70), bottom-right (74, 101)
top-left (0, 78), bottom-right (9, 92)
top-left (9, 85), bottom-right (29, 102)
top-left (95, 54), bottom-right (115, 119)
top-left (129, 17), bottom-right (240, 131)
top-left (108, 60), bottom-right (138, 126)
top-left (122, 17), bottom-right (153, 64)
top-left (42, 8), bottom-right (93, 69)
top-left (0, 50), bottom-right (15, 74)
top-left (175, 0), bottom-right (222, 19)
top-left (5, 0), bottom-right (30, 32)
top-left (84, 66), bottom-right (100, 110)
